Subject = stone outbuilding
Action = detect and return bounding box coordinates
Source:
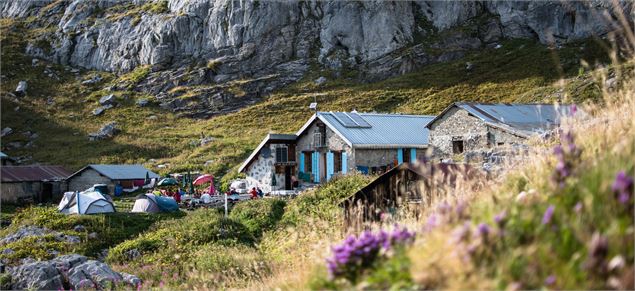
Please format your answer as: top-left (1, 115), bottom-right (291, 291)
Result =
top-left (426, 102), bottom-right (578, 162)
top-left (238, 134), bottom-right (297, 193)
top-left (67, 164), bottom-right (159, 194)
top-left (1, 165), bottom-right (71, 204)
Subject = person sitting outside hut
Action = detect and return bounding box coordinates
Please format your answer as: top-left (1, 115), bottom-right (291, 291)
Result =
top-left (256, 187), bottom-right (264, 198)
top-left (249, 187), bottom-right (258, 199)
top-left (200, 192), bottom-right (212, 204)
top-left (174, 189), bottom-right (182, 203)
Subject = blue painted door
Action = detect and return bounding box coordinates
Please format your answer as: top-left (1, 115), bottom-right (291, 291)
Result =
top-left (410, 148), bottom-right (417, 163)
top-left (341, 152), bottom-right (347, 174)
top-left (299, 153), bottom-right (305, 173)
top-left (312, 151), bottom-right (320, 183)
top-left (326, 152), bottom-right (334, 181)
top-left (397, 148), bottom-right (403, 164)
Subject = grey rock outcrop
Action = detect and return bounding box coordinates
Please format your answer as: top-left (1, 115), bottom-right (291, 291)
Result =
top-left (8, 260), bottom-right (65, 290)
top-left (0, 226), bottom-right (81, 246)
top-left (99, 94), bottom-right (117, 105)
top-left (14, 81), bottom-right (27, 97)
top-left (2, 0), bottom-right (632, 117)
top-left (5, 254), bottom-right (142, 290)
top-left (1, 127), bottom-right (13, 137)
top-left (89, 122), bottom-right (120, 140)
top-left (4, 1), bottom-right (630, 75)
top-left (67, 260), bottom-right (123, 289)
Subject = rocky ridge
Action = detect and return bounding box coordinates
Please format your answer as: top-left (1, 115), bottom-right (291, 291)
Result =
top-left (1, 0), bottom-right (632, 118)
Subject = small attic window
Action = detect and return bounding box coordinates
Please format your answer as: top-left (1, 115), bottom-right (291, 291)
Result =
top-left (452, 140), bottom-right (464, 154)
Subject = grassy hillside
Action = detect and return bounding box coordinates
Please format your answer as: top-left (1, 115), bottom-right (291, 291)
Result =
top-left (0, 17), bottom-right (613, 179)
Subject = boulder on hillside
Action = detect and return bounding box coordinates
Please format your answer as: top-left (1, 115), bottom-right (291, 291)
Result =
top-left (136, 98), bottom-right (149, 107)
top-left (14, 81), bottom-right (27, 97)
top-left (1, 127), bottom-right (13, 137)
top-left (67, 260), bottom-right (122, 290)
top-left (81, 75), bottom-right (102, 85)
top-left (314, 76), bottom-right (327, 85)
top-left (89, 122), bottom-right (119, 141)
top-left (99, 94), bottom-right (116, 105)
top-left (92, 104), bottom-right (113, 116)
top-left (8, 261), bottom-right (64, 290)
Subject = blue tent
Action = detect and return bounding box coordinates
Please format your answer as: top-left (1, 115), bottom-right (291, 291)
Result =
top-left (154, 195), bottom-right (179, 212)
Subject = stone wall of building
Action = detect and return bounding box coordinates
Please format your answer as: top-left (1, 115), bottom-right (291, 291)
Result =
top-left (428, 107), bottom-right (490, 160)
top-left (487, 126), bottom-right (525, 145)
top-left (353, 148), bottom-right (426, 172)
top-left (0, 181), bottom-right (66, 203)
top-left (0, 182), bottom-right (37, 203)
top-left (68, 169), bottom-right (113, 193)
top-left (244, 142), bottom-right (287, 193)
top-left (295, 119), bottom-right (354, 180)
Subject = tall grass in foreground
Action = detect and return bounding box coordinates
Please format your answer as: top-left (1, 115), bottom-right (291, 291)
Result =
top-left (248, 62), bottom-right (634, 289)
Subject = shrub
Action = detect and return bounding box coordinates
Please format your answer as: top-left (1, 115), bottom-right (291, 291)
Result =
top-left (281, 174), bottom-right (371, 226)
top-left (229, 199), bottom-right (286, 237)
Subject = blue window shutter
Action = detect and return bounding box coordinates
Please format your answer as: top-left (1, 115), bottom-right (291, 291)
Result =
top-left (410, 148), bottom-right (417, 163)
top-left (299, 153), bottom-right (305, 173)
top-left (326, 152), bottom-right (334, 181)
top-left (397, 148), bottom-right (403, 164)
top-left (312, 152), bottom-right (320, 183)
top-left (341, 152), bottom-right (347, 174)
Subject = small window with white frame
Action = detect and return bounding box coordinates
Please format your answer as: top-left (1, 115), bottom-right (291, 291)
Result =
top-left (275, 145), bottom-right (288, 163)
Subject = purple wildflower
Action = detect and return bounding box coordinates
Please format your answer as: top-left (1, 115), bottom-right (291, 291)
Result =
top-left (570, 104), bottom-right (577, 115)
top-left (437, 201), bottom-right (452, 215)
top-left (574, 201), bottom-right (583, 213)
top-left (425, 214), bottom-right (438, 232)
top-left (494, 211), bottom-right (507, 228)
top-left (612, 171), bottom-right (634, 204)
top-left (455, 201), bottom-right (468, 219)
top-left (477, 223), bottom-right (490, 237)
top-left (326, 226), bottom-right (415, 282)
top-left (545, 275), bottom-right (556, 286)
top-left (542, 205), bottom-right (555, 225)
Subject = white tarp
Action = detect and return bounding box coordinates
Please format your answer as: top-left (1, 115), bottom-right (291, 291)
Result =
top-left (58, 191), bottom-right (115, 215)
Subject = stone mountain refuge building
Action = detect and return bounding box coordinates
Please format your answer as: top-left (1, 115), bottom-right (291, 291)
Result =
top-left (239, 111), bottom-right (435, 192)
top-left (67, 164), bottom-right (160, 193)
top-left (238, 134), bottom-right (297, 193)
top-left (426, 102), bottom-right (578, 162)
top-left (1, 165), bottom-right (71, 204)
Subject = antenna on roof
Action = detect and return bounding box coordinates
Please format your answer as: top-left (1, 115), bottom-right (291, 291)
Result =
top-left (309, 95), bottom-right (318, 113)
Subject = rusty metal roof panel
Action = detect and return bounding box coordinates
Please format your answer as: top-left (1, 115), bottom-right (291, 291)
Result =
top-left (1, 165), bottom-right (72, 182)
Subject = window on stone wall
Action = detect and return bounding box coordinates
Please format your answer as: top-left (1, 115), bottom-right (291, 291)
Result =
top-left (304, 152), bottom-right (312, 172)
top-left (452, 140), bottom-right (464, 154)
top-left (276, 146), bottom-right (288, 163)
top-left (334, 151), bottom-right (342, 173)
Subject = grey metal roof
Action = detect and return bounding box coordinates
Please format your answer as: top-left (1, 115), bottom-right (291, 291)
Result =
top-left (426, 102), bottom-right (579, 137)
top-left (238, 133), bottom-right (297, 173)
top-left (298, 112), bottom-right (435, 149)
top-left (69, 164), bottom-right (160, 180)
top-left (0, 151), bottom-right (8, 159)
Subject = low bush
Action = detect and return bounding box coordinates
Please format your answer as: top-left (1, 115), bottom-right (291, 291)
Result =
top-left (228, 198), bottom-right (286, 237)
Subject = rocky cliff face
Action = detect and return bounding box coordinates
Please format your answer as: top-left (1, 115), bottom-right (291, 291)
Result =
top-left (2, 0), bottom-right (632, 117)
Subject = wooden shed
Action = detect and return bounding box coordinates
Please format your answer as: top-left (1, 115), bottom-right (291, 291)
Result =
top-left (340, 162), bottom-right (481, 229)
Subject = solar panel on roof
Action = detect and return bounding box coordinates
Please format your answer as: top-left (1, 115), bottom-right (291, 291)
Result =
top-left (333, 112), bottom-right (359, 127)
top-left (347, 113), bottom-right (372, 128)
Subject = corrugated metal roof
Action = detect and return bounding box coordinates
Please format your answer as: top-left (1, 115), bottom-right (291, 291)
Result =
top-left (427, 102), bottom-right (578, 137)
top-left (1, 165), bottom-right (72, 182)
top-left (238, 134), bottom-right (297, 173)
top-left (70, 164), bottom-right (160, 180)
top-left (316, 112), bottom-right (435, 148)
